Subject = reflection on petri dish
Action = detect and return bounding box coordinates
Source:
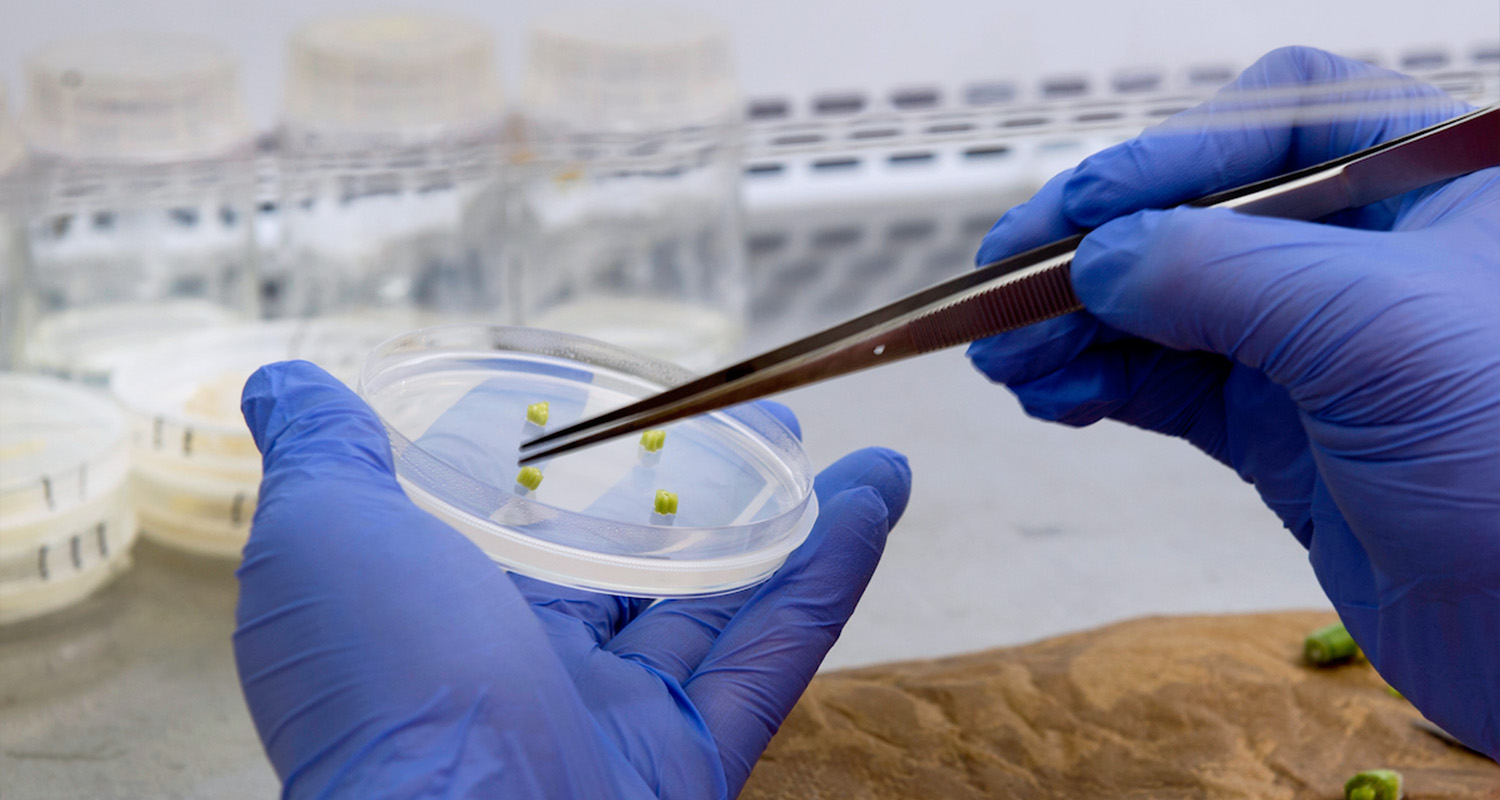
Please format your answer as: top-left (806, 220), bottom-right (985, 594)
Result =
top-left (0, 373), bottom-right (137, 624)
top-left (360, 325), bottom-right (817, 597)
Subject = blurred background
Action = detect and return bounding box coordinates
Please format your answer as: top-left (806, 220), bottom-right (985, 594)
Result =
top-left (0, 1), bottom-right (1495, 796)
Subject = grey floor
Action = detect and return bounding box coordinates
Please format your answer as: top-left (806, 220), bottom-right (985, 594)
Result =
top-left (0, 194), bottom-right (1333, 798)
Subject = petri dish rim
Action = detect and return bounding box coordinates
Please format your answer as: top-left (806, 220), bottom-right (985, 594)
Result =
top-left (358, 324), bottom-right (818, 596)
top-left (110, 319), bottom-right (393, 439)
top-left (0, 373), bottom-right (130, 520)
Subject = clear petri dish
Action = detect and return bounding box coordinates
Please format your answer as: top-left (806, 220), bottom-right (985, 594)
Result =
top-left (110, 320), bottom-right (392, 555)
top-left (112, 320), bottom-right (391, 471)
top-left (128, 458), bottom-right (259, 558)
top-left (0, 489), bottom-right (138, 625)
top-left (359, 325), bottom-right (818, 597)
top-left (1, 373), bottom-right (130, 527)
top-left (0, 372), bottom-right (137, 624)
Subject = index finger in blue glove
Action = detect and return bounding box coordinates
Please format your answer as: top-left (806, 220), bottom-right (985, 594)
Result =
top-left (1062, 46), bottom-right (1468, 230)
top-left (604, 447), bottom-right (911, 684)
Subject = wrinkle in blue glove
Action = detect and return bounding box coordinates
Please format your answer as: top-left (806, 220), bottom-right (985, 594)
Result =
top-left (236, 360), bottom-right (912, 798)
top-left (967, 46), bottom-right (1498, 758)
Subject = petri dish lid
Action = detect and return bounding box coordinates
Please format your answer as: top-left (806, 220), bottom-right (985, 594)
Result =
top-left (284, 13), bottom-right (505, 137)
top-left (111, 320), bottom-right (396, 467)
top-left (0, 373), bottom-right (129, 528)
top-left (523, 3), bottom-right (742, 132)
top-left (359, 326), bottom-right (817, 597)
top-left (22, 33), bottom-right (253, 161)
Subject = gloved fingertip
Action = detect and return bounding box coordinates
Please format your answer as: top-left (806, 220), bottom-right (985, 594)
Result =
top-left (965, 335), bottom-right (1007, 382)
top-left (815, 447), bottom-right (912, 528)
top-left (756, 400), bottom-right (801, 440)
top-left (241, 360), bottom-right (335, 453)
top-left (974, 216), bottom-right (1017, 266)
top-left (240, 360), bottom-right (395, 477)
top-left (856, 447), bottom-right (911, 527)
top-left (1061, 136), bottom-right (1186, 229)
top-left (826, 485), bottom-right (892, 541)
top-left (974, 169), bottom-right (1081, 267)
top-left (1069, 208), bottom-right (1170, 305)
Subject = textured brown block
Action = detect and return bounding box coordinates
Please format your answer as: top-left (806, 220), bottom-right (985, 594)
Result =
top-left (743, 612), bottom-right (1499, 800)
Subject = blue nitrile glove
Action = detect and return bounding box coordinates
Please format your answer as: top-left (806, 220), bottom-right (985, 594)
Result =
top-left (968, 46), bottom-right (1498, 758)
top-left (235, 361), bottom-right (911, 798)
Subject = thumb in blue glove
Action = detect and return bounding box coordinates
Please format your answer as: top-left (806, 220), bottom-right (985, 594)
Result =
top-left (235, 361), bottom-right (912, 798)
top-left (967, 46), bottom-right (1498, 758)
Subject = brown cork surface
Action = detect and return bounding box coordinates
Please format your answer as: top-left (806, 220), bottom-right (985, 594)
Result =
top-left (742, 612), bottom-right (1499, 800)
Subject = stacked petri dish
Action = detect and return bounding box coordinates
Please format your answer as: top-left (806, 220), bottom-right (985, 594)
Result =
top-left (515, 5), bottom-right (749, 371)
top-left (360, 325), bottom-right (817, 597)
top-left (0, 373), bottom-right (137, 625)
top-left (110, 321), bottom-right (388, 557)
top-left (17, 33), bottom-right (259, 383)
top-left (275, 12), bottom-right (509, 329)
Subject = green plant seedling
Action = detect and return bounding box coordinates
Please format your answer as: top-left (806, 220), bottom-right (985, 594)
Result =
top-left (515, 466), bottom-right (544, 492)
top-left (1344, 769), bottom-right (1403, 800)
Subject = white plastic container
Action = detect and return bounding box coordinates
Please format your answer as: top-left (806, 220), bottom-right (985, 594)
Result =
top-left (17, 34), bottom-right (259, 383)
top-left (0, 373), bottom-right (137, 624)
top-left (275, 13), bottom-right (509, 330)
top-left (515, 4), bottom-right (748, 371)
top-left (110, 320), bottom-right (389, 557)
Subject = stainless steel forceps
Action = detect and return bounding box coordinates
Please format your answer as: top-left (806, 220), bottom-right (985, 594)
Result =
top-left (520, 104), bottom-right (1500, 465)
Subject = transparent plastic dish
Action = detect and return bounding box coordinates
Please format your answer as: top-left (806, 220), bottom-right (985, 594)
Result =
top-left (0, 372), bottom-right (137, 624)
top-left (112, 320), bottom-right (390, 470)
top-left (110, 320), bottom-right (392, 555)
top-left (129, 460), bottom-right (259, 558)
top-left (0, 490), bottom-right (138, 625)
top-left (359, 326), bottom-right (818, 597)
top-left (1, 373), bottom-right (130, 527)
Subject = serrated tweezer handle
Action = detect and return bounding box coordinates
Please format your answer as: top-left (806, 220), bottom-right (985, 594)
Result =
top-left (521, 105), bottom-right (1500, 464)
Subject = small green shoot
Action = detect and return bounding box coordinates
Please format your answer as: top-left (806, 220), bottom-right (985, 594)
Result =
top-left (1304, 622), bottom-right (1359, 666)
top-left (516, 466), bottom-right (544, 492)
top-left (640, 429), bottom-right (667, 453)
top-left (654, 490), bottom-right (678, 516)
top-left (1343, 769), bottom-right (1403, 800)
top-left (526, 402), bottom-right (550, 426)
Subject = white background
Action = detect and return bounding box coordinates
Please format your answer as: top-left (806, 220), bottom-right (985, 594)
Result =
top-left (2, 0), bottom-right (1495, 125)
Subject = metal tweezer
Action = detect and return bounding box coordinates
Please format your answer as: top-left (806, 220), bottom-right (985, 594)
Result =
top-left (520, 104), bottom-right (1500, 465)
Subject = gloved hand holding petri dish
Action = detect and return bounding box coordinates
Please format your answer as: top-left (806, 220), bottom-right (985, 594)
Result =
top-left (235, 342), bottom-right (911, 797)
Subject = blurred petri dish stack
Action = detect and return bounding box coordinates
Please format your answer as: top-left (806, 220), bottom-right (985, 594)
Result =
top-left (360, 326), bottom-right (816, 597)
top-left (515, 4), bottom-right (749, 371)
top-left (0, 87), bottom-right (26, 369)
top-left (17, 34), bottom-right (259, 383)
top-left (110, 321), bottom-right (388, 557)
top-left (275, 13), bottom-right (509, 329)
top-left (0, 374), bottom-right (137, 625)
